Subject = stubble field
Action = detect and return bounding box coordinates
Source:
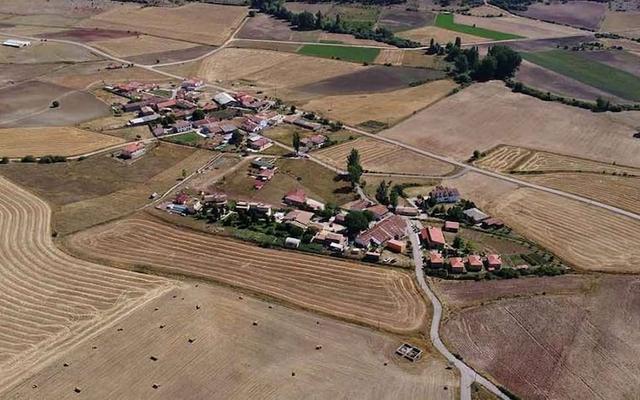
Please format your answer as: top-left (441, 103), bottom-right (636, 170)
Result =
top-left (66, 217), bottom-right (430, 333)
top-left (4, 283), bottom-right (456, 400)
top-left (453, 13), bottom-right (584, 38)
top-left (0, 127), bottom-right (124, 158)
top-left (78, 3), bottom-right (247, 45)
top-left (381, 82), bottom-right (640, 167)
top-left (442, 275), bottom-right (640, 400)
top-left (314, 137), bottom-right (455, 176)
top-left (516, 1), bottom-right (606, 30)
top-left (0, 176), bottom-right (171, 393)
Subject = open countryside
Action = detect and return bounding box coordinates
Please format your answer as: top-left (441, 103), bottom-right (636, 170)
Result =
top-left (1, 0), bottom-right (640, 399)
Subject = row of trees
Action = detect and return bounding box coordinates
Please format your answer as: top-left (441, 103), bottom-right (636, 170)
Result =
top-left (250, 0), bottom-right (420, 48)
top-left (447, 44), bottom-right (522, 83)
top-left (374, 179), bottom-right (401, 209)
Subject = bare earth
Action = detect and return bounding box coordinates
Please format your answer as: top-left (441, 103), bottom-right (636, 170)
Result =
top-left (91, 35), bottom-right (198, 58)
top-left (66, 217), bottom-right (430, 333)
top-left (442, 275), bottom-right (640, 400)
top-left (314, 137), bottom-right (455, 176)
top-left (4, 283), bottom-right (457, 400)
top-left (601, 11), bottom-right (640, 36)
top-left (516, 1), bottom-right (606, 30)
top-left (381, 82), bottom-right (640, 167)
top-left (398, 25), bottom-right (486, 45)
top-left (454, 13), bottom-right (584, 38)
top-left (0, 127), bottom-right (123, 158)
top-left (0, 176), bottom-right (171, 393)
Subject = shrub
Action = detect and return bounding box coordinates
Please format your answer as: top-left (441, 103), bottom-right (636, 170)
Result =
top-left (0, 157), bottom-right (9, 164)
top-left (21, 155), bottom-right (36, 163)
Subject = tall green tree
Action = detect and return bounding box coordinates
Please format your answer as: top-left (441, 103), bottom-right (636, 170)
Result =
top-left (389, 190), bottom-right (399, 209)
top-left (488, 45), bottom-right (522, 79)
top-left (346, 148), bottom-right (362, 186)
top-left (375, 180), bottom-right (390, 205)
top-left (292, 131), bottom-right (301, 153)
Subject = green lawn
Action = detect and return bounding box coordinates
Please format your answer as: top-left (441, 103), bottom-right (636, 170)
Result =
top-left (522, 50), bottom-right (640, 102)
top-left (166, 132), bottom-right (201, 146)
top-left (298, 44), bottom-right (380, 63)
top-left (435, 13), bottom-right (523, 41)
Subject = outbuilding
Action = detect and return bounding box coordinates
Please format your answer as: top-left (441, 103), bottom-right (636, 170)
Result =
top-left (386, 239), bottom-right (406, 253)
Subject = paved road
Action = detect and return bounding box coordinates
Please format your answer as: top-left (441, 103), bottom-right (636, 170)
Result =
top-left (345, 126), bottom-right (640, 222)
top-left (406, 219), bottom-right (511, 400)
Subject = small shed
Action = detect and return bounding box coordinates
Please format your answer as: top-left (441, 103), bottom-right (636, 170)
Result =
top-left (285, 237), bottom-right (301, 248)
top-left (386, 239), bottom-right (406, 253)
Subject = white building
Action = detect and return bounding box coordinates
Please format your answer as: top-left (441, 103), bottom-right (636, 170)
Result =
top-left (3, 39), bottom-right (31, 48)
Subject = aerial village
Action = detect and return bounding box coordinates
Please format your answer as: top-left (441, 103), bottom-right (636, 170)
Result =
top-left (102, 78), bottom-right (566, 279)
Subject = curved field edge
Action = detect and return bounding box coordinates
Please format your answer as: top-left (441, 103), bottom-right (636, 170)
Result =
top-left (0, 176), bottom-right (173, 393)
top-left (64, 216), bottom-right (430, 334)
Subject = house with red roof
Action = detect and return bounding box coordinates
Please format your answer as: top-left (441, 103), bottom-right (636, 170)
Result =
top-left (366, 204), bottom-right (390, 221)
top-left (429, 251), bottom-right (444, 269)
top-left (449, 257), bottom-right (465, 274)
top-left (443, 220), bottom-right (460, 233)
top-left (466, 255), bottom-right (483, 272)
top-left (284, 188), bottom-right (307, 207)
top-left (120, 142), bottom-right (145, 160)
top-left (355, 215), bottom-right (407, 247)
top-left (421, 226), bottom-right (446, 249)
top-left (485, 254), bottom-right (502, 271)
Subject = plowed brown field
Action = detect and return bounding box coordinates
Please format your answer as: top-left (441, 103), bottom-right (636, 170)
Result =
top-left (67, 218), bottom-right (429, 333)
top-left (0, 176), bottom-right (171, 392)
top-left (315, 137), bottom-right (455, 176)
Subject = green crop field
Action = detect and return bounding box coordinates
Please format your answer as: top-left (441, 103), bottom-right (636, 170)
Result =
top-left (166, 132), bottom-right (202, 146)
top-left (435, 13), bottom-right (523, 40)
top-left (298, 44), bottom-right (380, 63)
top-left (522, 50), bottom-right (640, 102)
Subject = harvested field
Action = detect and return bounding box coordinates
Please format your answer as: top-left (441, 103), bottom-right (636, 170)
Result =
top-left (0, 176), bottom-right (170, 392)
top-left (579, 49), bottom-right (640, 78)
top-left (303, 78), bottom-right (457, 126)
top-left (522, 49), bottom-right (640, 101)
top-left (4, 283), bottom-right (456, 400)
top-left (522, 173), bottom-right (640, 215)
top-left (381, 81), bottom-right (640, 166)
top-left (0, 80), bottom-right (110, 128)
top-left (516, 1), bottom-right (606, 30)
top-left (515, 59), bottom-right (627, 102)
top-left (454, 14), bottom-right (585, 38)
top-left (398, 25), bottom-right (486, 45)
top-left (0, 0), bottom-right (114, 17)
top-left (434, 274), bottom-right (592, 309)
top-left (0, 143), bottom-right (214, 234)
top-left (68, 217), bottom-right (430, 333)
top-left (601, 10), bottom-right (640, 35)
top-left (0, 63), bottom-right (71, 87)
top-left (90, 34), bottom-right (198, 58)
top-left (401, 50), bottom-right (448, 69)
top-left (214, 158), bottom-right (355, 205)
top-left (466, 5), bottom-right (504, 17)
top-left (0, 39), bottom-right (102, 64)
top-left (196, 48), bottom-right (363, 99)
top-left (80, 3), bottom-right (247, 45)
top-left (442, 275), bottom-right (640, 399)
top-left (0, 127), bottom-right (123, 158)
top-left (230, 39), bottom-right (302, 53)
top-left (315, 137), bottom-right (455, 176)
top-left (41, 28), bottom-right (134, 42)
top-left (378, 6), bottom-right (435, 32)
top-left (42, 61), bottom-right (170, 90)
top-left (493, 188), bottom-right (640, 272)
top-left (374, 48), bottom-right (405, 65)
top-left (236, 14), bottom-right (320, 42)
top-left (476, 145), bottom-right (640, 176)
top-left (477, 34), bottom-right (594, 53)
top-left (295, 65), bottom-right (446, 95)
top-left (449, 227), bottom-right (531, 255)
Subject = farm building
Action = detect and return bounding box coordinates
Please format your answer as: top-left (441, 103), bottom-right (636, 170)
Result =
top-left (248, 136), bottom-right (272, 151)
top-left (463, 207), bottom-right (489, 223)
top-left (443, 221), bottom-right (460, 232)
top-left (172, 120), bottom-right (193, 133)
top-left (366, 204), bottom-right (390, 221)
top-left (128, 114), bottom-right (160, 126)
top-left (421, 226), bottom-right (446, 249)
top-left (213, 92), bottom-right (236, 106)
top-left (466, 255), bottom-right (483, 272)
top-left (355, 215), bottom-right (407, 247)
top-left (305, 198), bottom-right (325, 212)
top-left (257, 168), bottom-right (275, 181)
top-left (301, 134), bottom-right (327, 150)
top-left (341, 199), bottom-right (372, 211)
top-left (429, 186), bottom-right (460, 203)
top-left (292, 118), bottom-right (322, 131)
top-left (285, 237), bottom-right (301, 248)
top-left (202, 192), bottom-right (227, 207)
top-left (312, 231), bottom-right (348, 249)
top-left (181, 78), bottom-right (204, 90)
top-left (193, 118), bottom-right (219, 128)
top-left (236, 202), bottom-right (273, 216)
top-left (395, 206), bottom-right (419, 216)
top-left (120, 142), bottom-right (146, 160)
top-left (251, 158), bottom-right (276, 170)
top-left (482, 218), bottom-right (505, 229)
top-left (284, 188), bottom-right (307, 207)
top-left (3, 39), bottom-right (31, 48)
top-left (449, 257), bottom-right (465, 274)
top-left (283, 210), bottom-right (315, 230)
top-left (386, 239), bottom-right (406, 253)
top-left (485, 254), bottom-right (503, 271)
top-left (429, 251), bottom-right (444, 269)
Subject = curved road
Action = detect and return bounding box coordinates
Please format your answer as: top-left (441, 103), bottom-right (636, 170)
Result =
top-left (406, 220), bottom-right (511, 400)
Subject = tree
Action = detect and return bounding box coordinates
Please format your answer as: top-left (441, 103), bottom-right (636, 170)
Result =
top-left (487, 45), bottom-right (522, 79)
top-left (375, 180), bottom-right (390, 204)
top-left (21, 155), bottom-right (36, 163)
top-left (296, 11), bottom-right (316, 30)
top-left (181, 169), bottom-right (187, 179)
top-left (389, 190), bottom-right (399, 209)
top-left (344, 210), bottom-right (372, 236)
top-left (452, 235), bottom-right (464, 249)
top-left (191, 109), bottom-right (205, 121)
top-left (473, 55), bottom-right (497, 82)
top-left (454, 54), bottom-right (469, 74)
top-left (292, 131), bottom-right (301, 154)
top-left (315, 10), bottom-right (323, 29)
top-left (346, 148), bottom-right (363, 186)
top-left (0, 157), bottom-right (9, 164)
top-left (50, 100), bottom-right (60, 108)
top-left (454, 36), bottom-right (462, 48)
top-left (347, 148), bottom-right (360, 169)
top-left (230, 130), bottom-right (243, 145)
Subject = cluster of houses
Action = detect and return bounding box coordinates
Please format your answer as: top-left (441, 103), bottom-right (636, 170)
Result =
top-left (421, 221), bottom-right (503, 274)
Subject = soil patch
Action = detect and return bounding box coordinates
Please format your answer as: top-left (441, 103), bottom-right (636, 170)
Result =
top-left (579, 49), bottom-right (640, 77)
top-left (295, 65), bottom-right (445, 95)
top-left (40, 28), bottom-right (134, 42)
top-left (127, 45), bottom-right (215, 65)
top-left (378, 6), bottom-right (435, 32)
top-left (516, 1), bottom-right (606, 30)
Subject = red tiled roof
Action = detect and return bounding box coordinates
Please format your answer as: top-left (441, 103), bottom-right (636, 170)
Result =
top-left (426, 226), bottom-right (445, 245)
top-left (450, 257), bottom-right (464, 269)
top-left (467, 254), bottom-right (483, 266)
top-left (284, 188), bottom-right (306, 204)
top-left (429, 251), bottom-right (443, 264)
top-left (444, 221), bottom-right (460, 230)
top-left (486, 254), bottom-right (502, 265)
top-left (366, 204), bottom-right (389, 219)
top-left (356, 215), bottom-right (407, 246)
